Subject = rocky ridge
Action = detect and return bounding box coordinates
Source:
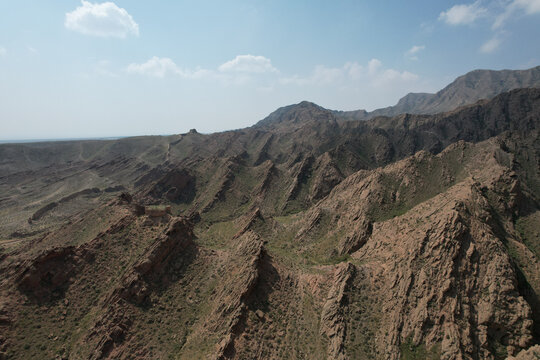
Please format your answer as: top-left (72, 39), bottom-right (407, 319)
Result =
top-left (0, 80), bottom-right (539, 359)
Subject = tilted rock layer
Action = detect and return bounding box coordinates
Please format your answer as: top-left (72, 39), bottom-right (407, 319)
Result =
top-left (0, 86), bottom-right (539, 359)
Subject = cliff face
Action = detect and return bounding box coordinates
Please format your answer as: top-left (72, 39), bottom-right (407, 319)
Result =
top-left (0, 85), bottom-right (539, 359)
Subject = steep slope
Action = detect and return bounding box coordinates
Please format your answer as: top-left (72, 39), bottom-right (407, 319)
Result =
top-left (286, 138), bottom-right (539, 359)
top-left (0, 84), bottom-right (540, 358)
top-left (4, 134), bottom-right (537, 359)
top-left (1, 88), bottom-right (539, 255)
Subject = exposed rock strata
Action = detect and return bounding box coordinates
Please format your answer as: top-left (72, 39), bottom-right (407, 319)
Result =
top-left (320, 262), bottom-right (355, 360)
top-left (80, 217), bottom-right (196, 359)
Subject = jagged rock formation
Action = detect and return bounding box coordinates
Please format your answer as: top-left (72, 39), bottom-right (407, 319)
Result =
top-left (79, 217), bottom-right (196, 359)
top-left (0, 70), bottom-right (539, 359)
top-left (320, 262), bottom-right (355, 360)
top-left (509, 344), bottom-right (540, 359)
top-left (16, 245), bottom-right (86, 301)
top-left (294, 137), bottom-right (539, 359)
top-left (206, 231), bottom-right (264, 359)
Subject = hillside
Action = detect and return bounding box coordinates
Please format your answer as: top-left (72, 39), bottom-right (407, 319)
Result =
top-left (0, 85), bottom-right (539, 359)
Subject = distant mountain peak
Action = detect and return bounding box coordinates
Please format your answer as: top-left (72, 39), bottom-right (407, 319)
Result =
top-left (255, 100), bottom-right (335, 128)
top-left (340, 65), bottom-right (540, 121)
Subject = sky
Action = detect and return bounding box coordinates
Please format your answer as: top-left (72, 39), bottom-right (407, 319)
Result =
top-left (0, 1), bottom-right (539, 140)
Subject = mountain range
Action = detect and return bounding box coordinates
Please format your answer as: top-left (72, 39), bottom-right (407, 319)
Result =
top-left (335, 65), bottom-right (540, 120)
top-left (0, 66), bottom-right (539, 359)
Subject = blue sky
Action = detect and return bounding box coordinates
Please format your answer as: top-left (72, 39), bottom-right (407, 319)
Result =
top-left (0, 0), bottom-right (539, 140)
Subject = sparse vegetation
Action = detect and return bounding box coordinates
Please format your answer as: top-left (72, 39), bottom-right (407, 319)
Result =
top-left (400, 336), bottom-right (440, 360)
top-left (1, 79), bottom-right (540, 359)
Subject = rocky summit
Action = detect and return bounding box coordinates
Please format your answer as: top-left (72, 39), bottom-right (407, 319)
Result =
top-left (0, 69), bottom-right (540, 359)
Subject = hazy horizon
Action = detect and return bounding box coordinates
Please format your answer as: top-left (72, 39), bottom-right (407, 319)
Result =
top-left (1, 0), bottom-right (540, 140)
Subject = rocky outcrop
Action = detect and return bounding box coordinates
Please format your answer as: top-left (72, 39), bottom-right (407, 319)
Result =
top-left (309, 152), bottom-right (344, 201)
top-left (320, 262), bottom-right (355, 360)
top-left (118, 217), bottom-right (194, 305)
top-left (81, 217), bottom-right (196, 359)
top-left (359, 179), bottom-right (534, 359)
top-left (17, 246), bottom-right (85, 301)
top-left (86, 303), bottom-right (134, 360)
top-left (253, 133), bottom-right (274, 166)
top-left (508, 344), bottom-right (540, 359)
top-left (251, 160), bottom-right (277, 200)
top-left (338, 217), bottom-right (372, 255)
top-left (285, 155), bottom-right (314, 204)
top-left (178, 230), bottom-right (264, 359)
top-left (212, 232), bottom-right (264, 359)
top-left (293, 137), bottom-right (538, 359)
top-left (201, 159), bottom-right (238, 213)
top-left (295, 208), bottom-right (325, 239)
top-left (233, 208), bottom-right (263, 239)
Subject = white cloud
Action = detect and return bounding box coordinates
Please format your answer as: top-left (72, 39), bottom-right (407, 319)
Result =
top-left (439, 2), bottom-right (487, 25)
top-left (278, 59), bottom-right (425, 111)
top-left (65, 1), bottom-right (139, 38)
top-left (309, 65), bottom-right (345, 84)
top-left (405, 45), bottom-right (425, 60)
top-left (27, 46), bottom-right (38, 54)
top-left (126, 57), bottom-right (182, 78)
top-left (480, 35), bottom-right (502, 53)
top-left (344, 62), bottom-right (364, 79)
top-left (125, 56), bottom-right (420, 109)
top-left (218, 55), bottom-right (277, 73)
top-left (367, 58), bottom-right (382, 75)
top-left (126, 56), bottom-right (211, 79)
top-left (378, 69), bottom-right (418, 83)
top-left (279, 59), bottom-right (418, 87)
top-left (494, 0), bottom-right (540, 28)
top-left (126, 54), bottom-right (278, 83)
top-left (515, 0), bottom-right (540, 14)
top-left (0, 47), bottom-right (6, 57)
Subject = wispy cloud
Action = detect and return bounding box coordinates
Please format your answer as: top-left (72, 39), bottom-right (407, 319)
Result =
top-left (124, 55), bottom-right (422, 109)
top-left (0, 46), bottom-right (6, 57)
top-left (480, 34), bottom-right (502, 53)
top-left (127, 57), bottom-right (181, 78)
top-left (516, 0), bottom-right (540, 14)
top-left (218, 55), bottom-right (277, 73)
top-left (438, 1), bottom-right (540, 54)
top-left (126, 55), bottom-right (276, 80)
top-left (405, 45), bottom-right (425, 60)
top-left (494, 0), bottom-right (540, 29)
top-left (27, 46), bottom-right (38, 54)
top-left (279, 59), bottom-right (418, 87)
top-left (439, 1), bottom-right (487, 25)
top-left (65, 1), bottom-right (139, 38)
top-left (126, 56), bottom-right (212, 79)
top-left (277, 59), bottom-right (425, 111)
top-left (128, 56), bottom-right (419, 90)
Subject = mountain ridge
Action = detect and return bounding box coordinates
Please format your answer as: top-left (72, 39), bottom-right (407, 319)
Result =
top-left (0, 70), bottom-right (539, 359)
top-left (353, 65), bottom-right (540, 119)
top-left (254, 65), bottom-right (540, 129)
